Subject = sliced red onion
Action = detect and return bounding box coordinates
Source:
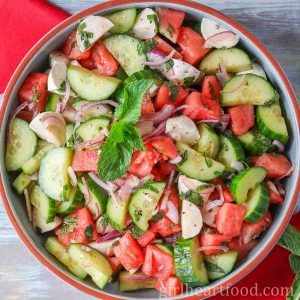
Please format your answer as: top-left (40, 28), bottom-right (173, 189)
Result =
top-left (152, 206), bottom-right (159, 216)
top-left (216, 185), bottom-right (225, 204)
top-left (201, 206), bottom-right (219, 227)
top-left (102, 127), bottom-right (109, 137)
top-left (144, 49), bottom-right (176, 66)
top-left (149, 48), bottom-right (164, 57)
top-left (166, 201), bottom-right (179, 224)
top-left (88, 172), bottom-right (114, 192)
top-left (275, 181), bottom-right (285, 196)
top-left (222, 75), bottom-right (246, 93)
top-left (75, 102), bottom-right (109, 122)
top-left (141, 105), bottom-right (174, 125)
top-left (8, 102), bottom-right (28, 141)
top-left (62, 104), bottom-right (77, 123)
top-left (94, 202), bottom-right (100, 219)
top-left (204, 31), bottom-right (239, 49)
top-left (197, 245), bottom-right (229, 252)
top-left (219, 114), bottom-right (230, 132)
top-left (136, 120), bottom-right (154, 137)
top-left (267, 181), bottom-right (280, 195)
top-left (216, 63), bottom-right (231, 86)
top-left (204, 199), bottom-right (224, 211)
top-left (80, 245), bottom-right (92, 253)
top-left (61, 80), bottom-right (71, 111)
top-left (124, 273), bottom-right (151, 281)
top-left (169, 155), bottom-right (182, 164)
top-left (81, 176), bottom-right (90, 204)
top-left (96, 230), bottom-right (122, 243)
top-left (230, 161), bottom-right (245, 172)
top-left (173, 105), bottom-right (189, 113)
top-left (118, 174), bottom-right (140, 201)
top-left (276, 165), bottom-right (294, 181)
top-left (73, 137), bottom-right (104, 150)
top-left (67, 166), bottom-right (77, 187)
top-left (272, 140), bottom-right (285, 152)
top-left (29, 172), bottom-right (39, 181)
top-left (150, 239), bottom-right (163, 244)
top-left (139, 174), bottom-right (154, 187)
top-left (160, 170), bottom-right (175, 210)
top-left (24, 188), bottom-right (32, 222)
top-left (112, 178), bottom-right (126, 187)
top-left (164, 233), bottom-right (180, 244)
top-left (143, 121), bottom-right (166, 141)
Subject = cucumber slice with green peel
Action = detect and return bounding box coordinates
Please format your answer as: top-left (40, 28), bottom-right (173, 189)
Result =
top-left (105, 8), bottom-right (137, 34)
top-left (256, 101), bottom-right (289, 144)
top-left (217, 135), bottom-right (245, 172)
top-left (118, 271), bottom-right (156, 292)
top-left (67, 64), bottom-right (121, 101)
top-left (75, 117), bottom-right (110, 141)
top-left (114, 66), bottom-right (128, 81)
top-left (194, 124), bottom-right (220, 159)
top-left (128, 181), bottom-right (166, 231)
top-left (13, 173), bottom-right (32, 195)
top-left (176, 142), bottom-right (225, 181)
top-left (106, 192), bottom-right (129, 232)
top-left (32, 207), bottom-right (62, 233)
top-left (174, 237), bottom-right (209, 286)
top-left (199, 48), bottom-right (252, 74)
top-left (46, 93), bottom-right (60, 112)
top-left (56, 188), bottom-right (83, 215)
top-left (67, 244), bottom-right (113, 289)
top-left (78, 176), bottom-right (109, 218)
top-left (66, 124), bottom-right (74, 147)
top-left (155, 243), bottom-right (173, 256)
top-left (22, 143), bottom-right (55, 175)
top-left (104, 35), bottom-right (146, 76)
top-left (238, 130), bottom-right (276, 155)
top-left (72, 99), bottom-right (88, 110)
top-left (30, 185), bottom-right (56, 223)
top-left (230, 166), bottom-right (267, 204)
top-left (244, 183), bottom-right (270, 223)
top-left (39, 147), bottom-right (73, 201)
top-left (44, 237), bottom-right (88, 279)
top-left (204, 251), bottom-right (239, 281)
top-left (5, 118), bottom-right (37, 171)
top-left (221, 74), bottom-right (279, 106)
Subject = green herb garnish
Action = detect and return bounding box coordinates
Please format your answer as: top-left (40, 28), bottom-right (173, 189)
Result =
top-left (177, 150), bottom-right (188, 166)
top-left (137, 38), bottom-right (158, 55)
top-left (165, 59), bottom-right (174, 72)
top-left (151, 211), bottom-right (164, 223)
top-left (77, 22), bottom-right (94, 49)
top-left (164, 81), bottom-right (179, 102)
top-left (84, 225), bottom-right (94, 241)
top-left (61, 217), bottom-right (77, 235)
top-left (180, 191), bottom-right (203, 206)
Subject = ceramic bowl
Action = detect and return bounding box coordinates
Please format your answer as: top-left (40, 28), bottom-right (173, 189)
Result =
top-left (1, 1), bottom-right (299, 299)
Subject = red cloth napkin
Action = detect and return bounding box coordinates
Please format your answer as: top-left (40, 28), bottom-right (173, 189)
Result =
top-left (0, 0), bottom-right (298, 298)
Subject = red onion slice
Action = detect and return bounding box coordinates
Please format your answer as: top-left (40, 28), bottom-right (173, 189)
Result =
top-left (276, 165), bottom-right (294, 181)
top-left (166, 201), bottom-right (179, 224)
top-left (73, 137), bottom-right (104, 150)
top-left (216, 63), bottom-right (231, 86)
top-left (80, 245), bottom-right (92, 253)
top-left (124, 273), bottom-right (152, 281)
top-left (219, 114), bottom-right (230, 132)
top-left (274, 181), bottom-right (285, 196)
top-left (144, 49), bottom-right (176, 66)
top-left (267, 181), bottom-right (280, 195)
top-left (272, 140), bottom-right (285, 152)
top-left (222, 75), bottom-right (246, 93)
top-left (204, 199), bottom-right (224, 211)
top-left (164, 233), bottom-right (180, 244)
top-left (136, 120), bottom-right (154, 137)
top-left (24, 188), bottom-right (32, 222)
top-left (96, 230), bottom-right (122, 243)
top-left (118, 174), bottom-right (140, 201)
top-left (173, 105), bottom-right (189, 113)
top-left (8, 102), bottom-right (29, 141)
top-left (75, 102), bottom-right (109, 122)
top-left (197, 245), bottom-right (229, 252)
top-left (204, 31), bottom-right (239, 49)
top-left (30, 172), bottom-right (39, 181)
top-left (160, 170), bottom-right (175, 210)
top-left (150, 239), bottom-right (163, 244)
top-left (216, 185), bottom-right (225, 204)
top-left (141, 105), bottom-right (174, 125)
top-left (81, 176), bottom-right (90, 204)
top-left (169, 155), bottom-right (182, 164)
top-left (67, 166), bottom-right (77, 187)
top-left (62, 104), bottom-right (77, 123)
top-left (230, 161), bottom-right (245, 172)
top-left (143, 121), bottom-right (167, 141)
top-left (61, 80), bottom-right (71, 112)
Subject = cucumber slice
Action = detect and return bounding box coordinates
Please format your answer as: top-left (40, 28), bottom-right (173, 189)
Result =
top-left (199, 48), bottom-right (252, 74)
top-left (66, 124), bottom-right (74, 147)
top-left (244, 183), bottom-right (270, 222)
top-left (39, 147), bottom-right (73, 201)
top-left (78, 176), bottom-right (109, 218)
top-left (114, 66), bottom-right (128, 81)
top-left (75, 117), bottom-right (110, 141)
top-left (44, 237), bottom-right (87, 279)
top-left (106, 191), bottom-right (129, 232)
top-left (5, 118), bottom-right (37, 171)
top-left (67, 244), bottom-right (113, 289)
top-left (238, 130), bottom-right (276, 155)
top-left (230, 166), bottom-right (267, 204)
top-left (221, 74), bottom-right (279, 106)
top-left (46, 93), bottom-right (60, 112)
top-left (104, 35), bottom-right (146, 76)
top-left (204, 251), bottom-right (239, 280)
top-left (72, 99), bottom-right (88, 110)
top-left (128, 181), bottom-right (166, 231)
top-left (56, 188), bottom-right (83, 215)
top-left (22, 143), bottom-right (55, 175)
top-left (256, 101), bottom-right (289, 143)
top-left (176, 142), bottom-right (225, 181)
top-left (30, 185), bottom-right (56, 223)
top-left (105, 8), bottom-right (137, 34)
top-left (155, 243), bottom-right (173, 256)
top-left (118, 271), bottom-right (156, 292)
top-left (174, 237), bottom-right (209, 286)
top-left (32, 207), bottom-right (62, 233)
top-left (217, 135), bottom-right (245, 172)
top-left (13, 172), bottom-right (32, 195)
top-left (67, 64), bottom-right (121, 101)
top-left (194, 124), bottom-right (220, 159)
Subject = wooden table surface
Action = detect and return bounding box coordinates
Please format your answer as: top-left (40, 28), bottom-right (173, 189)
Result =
top-left (0, 1), bottom-right (299, 299)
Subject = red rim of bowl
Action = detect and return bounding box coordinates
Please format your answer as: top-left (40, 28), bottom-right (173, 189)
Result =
top-left (1, 1), bottom-right (299, 299)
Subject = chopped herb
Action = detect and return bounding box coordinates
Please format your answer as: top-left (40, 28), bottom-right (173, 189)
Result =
top-left (196, 184), bottom-right (213, 192)
top-left (61, 217), bottom-right (77, 235)
top-left (100, 215), bottom-right (109, 228)
top-left (67, 132), bottom-right (82, 147)
top-left (58, 81), bottom-right (66, 93)
top-left (169, 223), bottom-right (174, 230)
top-left (180, 191), bottom-right (203, 206)
top-left (59, 184), bottom-right (70, 201)
top-left (182, 76), bottom-right (195, 85)
top-left (134, 209), bottom-right (143, 222)
top-left (221, 142), bottom-right (229, 152)
top-left (204, 155), bottom-right (213, 168)
top-left (77, 22), bottom-right (94, 49)
top-left (177, 150), bottom-right (188, 166)
top-left (137, 38), bottom-right (158, 55)
top-left (141, 181), bottom-right (159, 193)
top-left (151, 211), bottom-right (164, 223)
top-left (167, 25), bottom-right (175, 37)
top-left (214, 170), bottom-right (224, 177)
top-left (164, 81), bottom-right (179, 102)
top-left (112, 240), bottom-right (119, 247)
top-left (130, 226), bottom-right (143, 239)
top-left (147, 14), bottom-right (157, 23)
top-left (205, 261), bottom-right (225, 273)
top-left (165, 59), bottom-right (174, 72)
top-left (204, 227), bottom-right (219, 234)
top-left (84, 225), bottom-right (94, 241)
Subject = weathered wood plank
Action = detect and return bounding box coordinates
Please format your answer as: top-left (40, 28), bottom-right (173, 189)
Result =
top-left (1, 1), bottom-right (299, 299)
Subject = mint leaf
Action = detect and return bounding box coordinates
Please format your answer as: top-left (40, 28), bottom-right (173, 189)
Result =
top-left (278, 225), bottom-right (300, 256)
top-left (151, 211), bottom-right (164, 223)
top-left (115, 79), bottom-right (153, 124)
top-left (287, 272), bottom-right (300, 299)
top-left (61, 217), bottom-right (77, 235)
top-left (290, 254), bottom-right (300, 273)
top-left (180, 191), bottom-right (203, 206)
top-left (137, 38), bottom-right (158, 55)
top-left (84, 225), bottom-right (94, 241)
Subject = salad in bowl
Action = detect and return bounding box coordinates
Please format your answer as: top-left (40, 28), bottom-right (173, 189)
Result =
top-left (5, 5), bottom-right (294, 298)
